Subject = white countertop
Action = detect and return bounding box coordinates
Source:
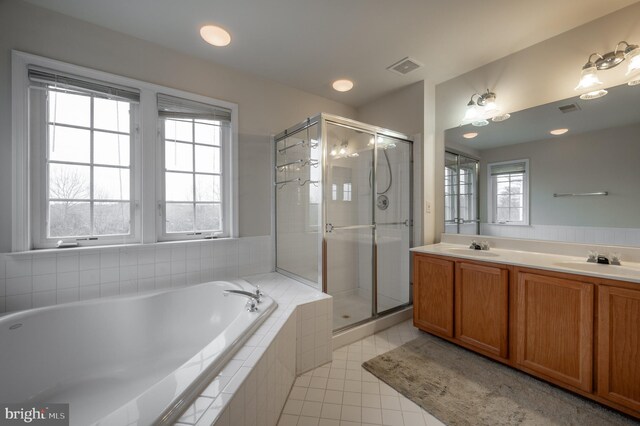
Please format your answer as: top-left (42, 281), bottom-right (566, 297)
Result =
top-left (411, 243), bottom-right (640, 284)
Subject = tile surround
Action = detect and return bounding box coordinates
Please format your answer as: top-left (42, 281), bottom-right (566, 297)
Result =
top-left (0, 236), bottom-right (272, 314)
top-left (174, 273), bottom-right (333, 426)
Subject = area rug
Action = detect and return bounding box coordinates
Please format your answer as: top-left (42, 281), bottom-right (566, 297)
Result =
top-left (362, 333), bottom-right (637, 425)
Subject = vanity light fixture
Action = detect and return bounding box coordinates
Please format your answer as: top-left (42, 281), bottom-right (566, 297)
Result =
top-left (463, 132), bottom-right (478, 139)
top-left (550, 128), bottom-right (569, 136)
top-left (575, 41), bottom-right (640, 98)
top-left (462, 90), bottom-right (509, 126)
top-left (200, 25), bottom-right (231, 47)
top-left (332, 79), bottom-right (354, 92)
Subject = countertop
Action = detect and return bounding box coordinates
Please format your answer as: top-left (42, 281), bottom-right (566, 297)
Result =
top-left (411, 243), bottom-right (640, 284)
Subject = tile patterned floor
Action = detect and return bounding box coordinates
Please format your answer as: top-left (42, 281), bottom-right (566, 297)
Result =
top-left (277, 320), bottom-right (445, 426)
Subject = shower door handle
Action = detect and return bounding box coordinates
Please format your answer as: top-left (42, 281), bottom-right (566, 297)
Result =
top-left (377, 220), bottom-right (411, 227)
top-left (325, 223), bottom-right (375, 233)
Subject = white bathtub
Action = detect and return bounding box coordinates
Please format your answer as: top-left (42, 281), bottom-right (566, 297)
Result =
top-left (0, 280), bottom-right (276, 425)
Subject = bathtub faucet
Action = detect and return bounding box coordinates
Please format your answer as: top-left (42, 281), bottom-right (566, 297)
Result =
top-left (224, 290), bottom-right (261, 312)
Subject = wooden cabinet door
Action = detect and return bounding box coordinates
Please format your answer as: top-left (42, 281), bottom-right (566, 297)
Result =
top-left (455, 262), bottom-right (509, 359)
top-left (597, 285), bottom-right (640, 412)
top-left (413, 254), bottom-right (454, 337)
top-left (516, 272), bottom-right (594, 392)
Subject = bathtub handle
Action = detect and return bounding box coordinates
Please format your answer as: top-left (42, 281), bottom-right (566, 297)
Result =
top-left (224, 289), bottom-right (261, 312)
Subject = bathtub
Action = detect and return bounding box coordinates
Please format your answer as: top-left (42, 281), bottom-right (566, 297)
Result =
top-left (0, 280), bottom-right (277, 425)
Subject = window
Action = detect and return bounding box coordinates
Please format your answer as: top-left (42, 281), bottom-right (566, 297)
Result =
top-left (12, 51), bottom-right (238, 251)
top-left (342, 183), bottom-right (352, 201)
top-left (444, 164), bottom-right (457, 223)
top-left (488, 160), bottom-right (529, 225)
top-left (27, 67), bottom-right (140, 248)
top-left (158, 94), bottom-right (232, 239)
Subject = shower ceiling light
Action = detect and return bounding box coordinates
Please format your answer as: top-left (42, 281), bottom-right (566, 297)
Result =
top-left (575, 41), bottom-right (640, 97)
top-left (200, 25), bottom-right (231, 47)
top-left (463, 132), bottom-right (478, 139)
top-left (332, 79), bottom-right (354, 92)
top-left (461, 90), bottom-right (509, 125)
top-left (550, 128), bottom-right (569, 135)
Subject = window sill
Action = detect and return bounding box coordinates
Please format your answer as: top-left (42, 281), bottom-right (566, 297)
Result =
top-left (7, 237), bottom-right (239, 257)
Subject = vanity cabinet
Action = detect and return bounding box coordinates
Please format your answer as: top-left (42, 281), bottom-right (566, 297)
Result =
top-left (455, 262), bottom-right (509, 359)
top-left (515, 272), bottom-right (594, 392)
top-left (412, 251), bottom-right (640, 418)
top-left (597, 285), bottom-right (640, 411)
top-left (413, 255), bottom-right (454, 337)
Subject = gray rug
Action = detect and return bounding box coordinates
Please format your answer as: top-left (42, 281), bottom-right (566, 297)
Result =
top-left (362, 333), bottom-right (638, 426)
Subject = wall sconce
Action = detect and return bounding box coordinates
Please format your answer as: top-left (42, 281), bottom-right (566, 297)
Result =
top-left (575, 41), bottom-right (640, 99)
top-left (462, 90), bottom-right (510, 127)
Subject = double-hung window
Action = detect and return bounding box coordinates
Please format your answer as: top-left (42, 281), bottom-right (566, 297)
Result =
top-left (488, 159), bottom-right (529, 225)
top-left (158, 94), bottom-right (232, 239)
top-left (28, 67), bottom-right (140, 248)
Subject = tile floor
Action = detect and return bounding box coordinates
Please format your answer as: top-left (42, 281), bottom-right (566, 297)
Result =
top-left (277, 320), bottom-right (445, 426)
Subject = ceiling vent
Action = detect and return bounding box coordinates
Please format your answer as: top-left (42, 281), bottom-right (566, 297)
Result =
top-left (558, 103), bottom-right (581, 113)
top-left (387, 57), bottom-right (423, 75)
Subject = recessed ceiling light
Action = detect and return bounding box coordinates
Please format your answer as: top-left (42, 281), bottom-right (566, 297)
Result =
top-left (550, 128), bottom-right (569, 135)
top-left (200, 25), bottom-right (231, 47)
top-left (332, 79), bottom-right (354, 92)
top-left (463, 132), bottom-right (478, 139)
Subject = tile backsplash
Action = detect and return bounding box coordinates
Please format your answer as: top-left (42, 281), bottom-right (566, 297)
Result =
top-left (480, 223), bottom-right (640, 247)
top-left (0, 236), bottom-right (273, 314)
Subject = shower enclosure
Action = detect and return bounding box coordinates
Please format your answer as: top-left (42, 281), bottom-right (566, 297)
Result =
top-left (274, 114), bottom-right (413, 331)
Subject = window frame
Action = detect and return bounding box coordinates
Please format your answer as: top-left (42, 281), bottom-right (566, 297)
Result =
top-left (487, 159), bottom-right (530, 226)
top-left (29, 86), bottom-right (141, 249)
top-left (11, 50), bottom-right (238, 252)
top-left (157, 114), bottom-right (231, 241)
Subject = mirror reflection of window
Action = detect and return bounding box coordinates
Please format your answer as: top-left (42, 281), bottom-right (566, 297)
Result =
top-left (488, 160), bottom-right (529, 225)
top-left (343, 183), bottom-right (352, 201)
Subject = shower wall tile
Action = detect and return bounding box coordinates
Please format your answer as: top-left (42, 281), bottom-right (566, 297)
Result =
top-left (0, 236), bottom-right (274, 314)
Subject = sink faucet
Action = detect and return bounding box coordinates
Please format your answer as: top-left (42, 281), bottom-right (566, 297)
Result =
top-left (224, 289), bottom-right (262, 312)
top-left (469, 240), bottom-right (490, 251)
top-left (586, 251), bottom-right (621, 266)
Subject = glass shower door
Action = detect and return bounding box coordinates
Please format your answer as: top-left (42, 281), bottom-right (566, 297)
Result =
top-left (375, 135), bottom-right (412, 314)
top-left (324, 123), bottom-right (375, 330)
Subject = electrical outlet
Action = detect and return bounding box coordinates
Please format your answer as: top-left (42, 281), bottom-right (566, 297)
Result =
top-left (426, 201), bottom-right (431, 213)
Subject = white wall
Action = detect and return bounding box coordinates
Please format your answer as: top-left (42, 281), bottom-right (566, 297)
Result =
top-left (357, 81), bottom-right (424, 137)
top-left (0, 0), bottom-right (357, 252)
top-left (434, 2), bottom-right (640, 240)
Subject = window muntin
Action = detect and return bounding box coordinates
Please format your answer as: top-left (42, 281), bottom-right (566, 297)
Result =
top-left (489, 160), bottom-right (529, 225)
top-left (44, 88), bottom-right (135, 240)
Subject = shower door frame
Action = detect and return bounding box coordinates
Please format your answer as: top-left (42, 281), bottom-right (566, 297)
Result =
top-left (319, 114), bottom-right (413, 332)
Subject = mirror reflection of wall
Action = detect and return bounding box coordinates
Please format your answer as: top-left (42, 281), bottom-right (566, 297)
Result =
top-left (445, 83), bottom-right (640, 247)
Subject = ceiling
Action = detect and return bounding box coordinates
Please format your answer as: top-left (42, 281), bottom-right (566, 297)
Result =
top-left (22, 0), bottom-right (639, 107)
top-left (445, 82), bottom-right (640, 150)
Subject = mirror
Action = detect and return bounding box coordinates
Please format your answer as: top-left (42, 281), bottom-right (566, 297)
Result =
top-left (444, 82), bottom-right (640, 247)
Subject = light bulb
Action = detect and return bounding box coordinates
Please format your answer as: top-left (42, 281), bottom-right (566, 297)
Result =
top-left (575, 65), bottom-right (603, 91)
top-left (579, 89), bottom-right (608, 100)
top-left (462, 102), bottom-right (479, 123)
top-left (625, 46), bottom-right (640, 85)
top-left (339, 147), bottom-right (347, 155)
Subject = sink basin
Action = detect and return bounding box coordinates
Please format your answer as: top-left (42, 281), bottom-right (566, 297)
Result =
top-left (446, 248), bottom-right (500, 257)
top-left (553, 261), bottom-right (640, 276)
